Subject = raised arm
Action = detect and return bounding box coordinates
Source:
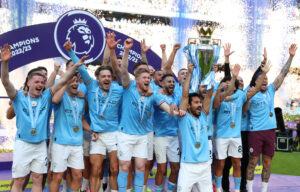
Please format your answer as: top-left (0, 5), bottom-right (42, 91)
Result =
top-left (106, 32), bottom-right (130, 89)
top-left (122, 38), bottom-right (133, 70)
top-left (140, 39), bottom-right (151, 65)
top-left (246, 60), bottom-right (271, 100)
top-left (214, 64), bottom-right (240, 109)
top-left (163, 43), bottom-right (181, 74)
top-left (64, 41), bottom-right (91, 84)
top-left (273, 44), bottom-right (297, 90)
top-left (202, 88), bottom-right (214, 115)
top-left (102, 43), bottom-right (110, 66)
top-left (52, 84), bottom-right (67, 104)
top-left (1, 44), bottom-right (17, 99)
top-left (179, 63), bottom-right (194, 111)
top-left (51, 56), bottom-right (88, 95)
top-left (46, 61), bottom-right (61, 88)
top-left (160, 44), bottom-right (167, 70)
top-left (223, 43), bottom-right (234, 77)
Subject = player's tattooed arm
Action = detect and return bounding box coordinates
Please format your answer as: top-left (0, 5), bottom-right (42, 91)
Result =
top-left (122, 38), bottom-right (133, 70)
top-left (106, 32), bottom-right (130, 89)
top-left (273, 44), bottom-right (297, 90)
top-left (246, 60), bottom-right (271, 100)
top-left (163, 43), bottom-right (180, 74)
top-left (1, 44), bottom-right (17, 100)
top-left (140, 39), bottom-right (150, 65)
top-left (102, 43), bottom-right (110, 66)
top-left (160, 44), bottom-right (167, 71)
top-left (179, 63), bottom-right (193, 112)
top-left (202, 88), bottom-right (214, 115)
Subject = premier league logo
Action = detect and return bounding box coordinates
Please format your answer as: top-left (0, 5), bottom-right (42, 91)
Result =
top-left (54, 10), bottom-right (106, 63)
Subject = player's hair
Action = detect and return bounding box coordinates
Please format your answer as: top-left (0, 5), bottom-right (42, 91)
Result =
top-left (94, 66), bottom-right (113, 77)
top-left (161, 73), bottom-right (174, 81)
top-left (188, 93), bottom-right (202, 105)
top-left (37, 66), bottom-right (47, 73)
top-left (153, 69), bottom-right (162, 76)
top-left (178, 68), bottom-right (187, 76)
top-left (135, 68), bottom-right (149, 78)
top-left (220, 76), bottom-right (239, 90)
top-left (133, 61), bottom-right (148, 71)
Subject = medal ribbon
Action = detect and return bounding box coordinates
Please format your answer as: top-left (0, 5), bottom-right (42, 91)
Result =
top-left (231, 102), bottom-right (236, 124)
top-left (66, 94), bottom-right (79, 126)
top-left (27, 96), bottom-right (42, 130)
top-left (96, 86), bottom-right (112, 117)
top-left (138, 96), bottom-right (148, 123)
top-left (194, 117), bottom-right (201, 144)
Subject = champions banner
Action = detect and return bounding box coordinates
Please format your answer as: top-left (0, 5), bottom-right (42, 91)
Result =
top-left (0, 10), bottom-right (162, 75)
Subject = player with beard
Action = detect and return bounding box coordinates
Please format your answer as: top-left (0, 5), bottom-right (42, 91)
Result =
top-left (49, 74), bottom-right (97, 192)
top-left (162, 43), bottom-right (186, 98)
top-left (153, 69), bottom-right (164, 90)
top-left (0, 44), bottom-right (87, 192)
top-left (153, 74), bottom-right (181, 192)
top-left (64, 41), bottom-right (123, 192)
top-left (106, 32), bottom-right (179, 192)
top-left (176, 63), bottom-right (214, 191)
top-left (246, 44), bottom-right (297, 192)
top-left (213, 62), bottom-right (271, 192)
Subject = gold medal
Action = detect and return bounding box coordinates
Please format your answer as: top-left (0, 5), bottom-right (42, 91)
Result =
top-left (30, 128), bottom-right (36, 135)
top-left (102, 91), bottom-right (107, 97)
top-left (230, 122), bottom-right (235, 128)
top-left (269, 112), bottom-right (273, 117)
top-left (73, 126), bottom-right (79, 132)
top-left (207, 126), bottom-right (210, 131)
top-left (100, 115), bottom-right (104, 119)
top-left (149, 112), bottom-right (152, 117)
top-left (195, 142), bottom-right (200, 148)
top-left (31, 101), bottom-right (37, 107)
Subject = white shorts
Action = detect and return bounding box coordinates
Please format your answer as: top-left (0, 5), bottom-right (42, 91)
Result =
top-left (12, 140), bottom-right (48, 178)
top-left (154, 136), bottom-right (180, 164)
top-left (177, 161), bottom-right (212, 192)
top-left (117, 132), bottom-right (147, 161)
top-left (83, 137), bottom-right (90, 157)
top-left (51, 143), bottom-right (84, 172)
top-left (215, 137), bottom-right (243, 159)
top-left (90, 131), bottom-right (118, 156)
top-left (147, 132), bottom-right (154, 161)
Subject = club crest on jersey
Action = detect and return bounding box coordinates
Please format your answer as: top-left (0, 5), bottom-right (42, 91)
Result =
top-left (54, 10), bottom-right (106, 64)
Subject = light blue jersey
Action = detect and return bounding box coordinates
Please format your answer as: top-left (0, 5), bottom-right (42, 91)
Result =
top-left (178, 112), bottom-right (210, 163)
top-left (13, 89), bottom-right (52, 143)
top-left (248, 84), bottom-right (277, 131)
top-left (119, 81), bottom-right (165, 135)
top-left (241, 112), bottom-right (250, 131)
top-left (215, 90), bottom-right (246, 138)
top-left (153, 92), bottom-right (179, 137)
top-left (150, 80), bottom-right (161, 93)
top-left (174, 82), bottom-right (182, 98)
top-left (68, 50), bottom-right (123, 133)
top-left (52, 92), bottom-right (85, 145)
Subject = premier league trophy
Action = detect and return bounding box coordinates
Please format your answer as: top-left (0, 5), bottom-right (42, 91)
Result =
top-left (183, 23), bottom-right (221, 92)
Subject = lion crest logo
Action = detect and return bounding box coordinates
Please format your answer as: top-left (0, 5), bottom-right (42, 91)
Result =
top-left (66, 18), bottom-right (94, 55)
